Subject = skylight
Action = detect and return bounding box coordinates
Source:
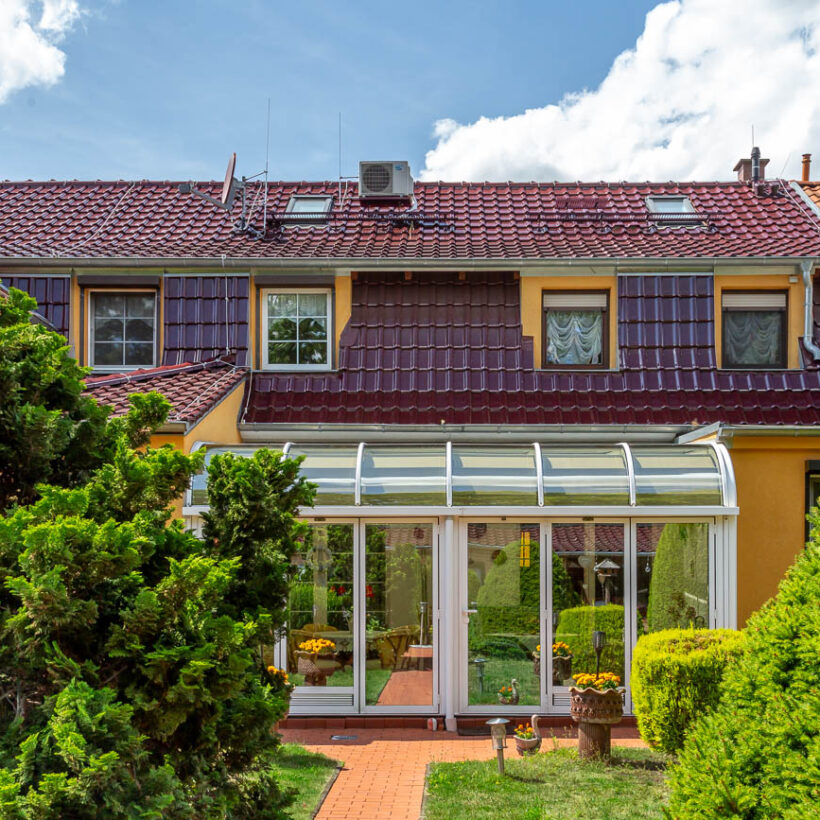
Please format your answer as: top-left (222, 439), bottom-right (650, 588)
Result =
top-left (645, 196), bottom-right (695, 214)
top-left (285, 195), bottom-right (333, 216)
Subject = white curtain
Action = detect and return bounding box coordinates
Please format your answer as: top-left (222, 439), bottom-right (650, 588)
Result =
top-left (546, 311), bottom-right (603, 365)
top-left (724, 311), bottom-right (782, 366)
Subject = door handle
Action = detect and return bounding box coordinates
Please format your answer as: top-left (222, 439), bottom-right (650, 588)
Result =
top-left (464, 609), bottom-right (478, 615)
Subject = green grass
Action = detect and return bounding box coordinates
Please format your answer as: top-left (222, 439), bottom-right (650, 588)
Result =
top-left (424, 747), bottom-right (670, 820)
top-left (467, 658), bottom-right (541, 705)
top-left (271, 744), bottom-right (340, 820)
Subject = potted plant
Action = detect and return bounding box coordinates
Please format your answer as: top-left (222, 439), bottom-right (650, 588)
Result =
top-left (296, 638), bottom-right (337, 685)
top-left (266, 665), bottom-right (294, 727)
top-left (497, 679), bottom-right (520, 705)
top-left (513, 722), bottom-right (541, 756)
top-left (552, 641), bottom-right (573, 685)
top-left (569, 671), bottom-right (624, 759)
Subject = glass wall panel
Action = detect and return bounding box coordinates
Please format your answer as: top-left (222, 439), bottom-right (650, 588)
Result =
top-left (551, 523), bottom-right (626, 683)
top-left (635, 522), bottom-right (710, 634)
top-left (288, 446), bottom-right (358, 505)
top-left (632, 446), bottom-right (723, 506)
top-left (287, 524), bottom-right (355, 687)
top-left (364, 524), bottom-right (434, 706)
top-left (360, 447), bottom-right (446, 506)
top-left (541, 446), bottom-right (630, 505)
top-left (452, 447), bottom-right (538, 506)
top-left (466, 523), bottom-right (541, 706)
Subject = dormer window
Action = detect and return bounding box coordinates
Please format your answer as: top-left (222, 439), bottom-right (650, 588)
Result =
top-left (285, 195), bottom-right (333, 221)
top-left (722, 291), bottom-right (787, 369)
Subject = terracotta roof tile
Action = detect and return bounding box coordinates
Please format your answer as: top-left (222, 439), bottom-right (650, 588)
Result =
top-left (85, 359), bottom-right (246, 425)
top-left (0, 179), bottom-right (818, 261)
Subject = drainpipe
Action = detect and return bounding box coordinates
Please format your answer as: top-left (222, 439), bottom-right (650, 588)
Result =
top-left (801, 260), bottom-right (820, 363)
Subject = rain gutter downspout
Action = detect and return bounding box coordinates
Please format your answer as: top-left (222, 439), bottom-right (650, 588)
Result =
top-left (801, 260), bottom-right (820, 362)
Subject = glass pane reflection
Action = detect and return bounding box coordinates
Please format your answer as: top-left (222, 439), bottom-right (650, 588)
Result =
top-left (551, 523), bottom-right (626, 684)
top-left (632, 446), bottom-right (722, 505)
top-left (542, 446), bottom-right (630, 505)
top-left (452, 447), bottom-right (538, 506)
top-left (361, 447), bottom-right (446, 506)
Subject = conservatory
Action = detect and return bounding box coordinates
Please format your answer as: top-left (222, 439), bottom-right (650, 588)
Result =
top-left (184, 441), bottom-right (737, 726)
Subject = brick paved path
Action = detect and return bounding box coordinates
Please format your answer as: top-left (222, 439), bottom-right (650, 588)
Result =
top-left (280, 727), bottom-right (646, 820)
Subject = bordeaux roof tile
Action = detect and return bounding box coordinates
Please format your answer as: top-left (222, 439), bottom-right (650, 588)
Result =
top-left (1, 179), bottom-right (819, 260)
top-left (241, 272), bottom-right (820, 428)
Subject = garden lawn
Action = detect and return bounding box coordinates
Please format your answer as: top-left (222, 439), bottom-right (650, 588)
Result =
top-left (424, 747), bottom-right (669, 820)
top-left (271, 744), bottom-right (340, 820)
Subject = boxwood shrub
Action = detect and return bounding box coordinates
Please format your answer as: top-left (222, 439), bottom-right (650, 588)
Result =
top-left (631, 628), bottom-right (744, 754)
top-left (554, 604), bottom-right (625, 679)
top-left (666, 519), bottom-right (820, 818)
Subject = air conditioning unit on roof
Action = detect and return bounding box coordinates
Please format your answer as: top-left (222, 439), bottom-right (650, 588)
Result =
top-left (358, 161), bottom-right (413, 198)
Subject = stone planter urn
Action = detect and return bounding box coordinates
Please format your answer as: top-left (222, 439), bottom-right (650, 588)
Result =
top-left (552, 654), bottom-right (573, 686)
top-left (569, 686), bottom-right (624, 759)
top-left (532, 651), bottom-right (541, 678)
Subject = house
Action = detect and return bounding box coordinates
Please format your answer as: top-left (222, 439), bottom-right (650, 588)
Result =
top-left (2, 150), bottom-right (820, 728)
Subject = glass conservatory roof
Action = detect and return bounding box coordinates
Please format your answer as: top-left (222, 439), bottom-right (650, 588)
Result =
top-left (190, 442), bottom-right (733, 509)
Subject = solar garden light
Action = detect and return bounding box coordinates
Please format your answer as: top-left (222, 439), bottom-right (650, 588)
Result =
top-left (592, 630), bottom-right (607, 677)
top-left (486, 717), bottom-right (509, 774)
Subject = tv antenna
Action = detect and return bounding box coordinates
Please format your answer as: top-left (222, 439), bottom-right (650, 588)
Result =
top-left (178, 148), bottom-right (269, 238)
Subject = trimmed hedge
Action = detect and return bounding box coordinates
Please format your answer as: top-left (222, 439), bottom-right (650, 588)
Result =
top-left (666, 517), bottom-right (820, 818)
top-left (554, 604), bottom-right (624, 678)
top-left (631, 628), bottom-right (744, 754)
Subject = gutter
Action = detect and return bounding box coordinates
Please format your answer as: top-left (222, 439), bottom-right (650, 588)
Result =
top-left (0, 256), bottom-right (817, 271)
top-left (679, 422), bottom-right (820, 445)
top-left (238, 423), bottom-right (691, 444)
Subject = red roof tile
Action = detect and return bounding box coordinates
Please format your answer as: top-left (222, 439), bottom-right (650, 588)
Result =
top-left (85, 359), bottom-right (246, 425)
top-left (0, 179), bottom-right (818, 260)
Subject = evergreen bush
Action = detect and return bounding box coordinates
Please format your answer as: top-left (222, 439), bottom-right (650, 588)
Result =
top-left (631, 628), bottom-right (744, 754)
top-left (666, 516), bottom-right (820, 818)
top-left (554, 604), bottom-right (624, 678)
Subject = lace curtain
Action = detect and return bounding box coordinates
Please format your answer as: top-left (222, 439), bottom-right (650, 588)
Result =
top-left (546, 310), bottom-right (603, 365)
top-left (724, 310), bottom-right (782, 366)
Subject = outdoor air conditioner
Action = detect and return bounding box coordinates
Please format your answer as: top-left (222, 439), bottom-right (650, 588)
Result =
top-left (358, 161), bottom-right (413, 198)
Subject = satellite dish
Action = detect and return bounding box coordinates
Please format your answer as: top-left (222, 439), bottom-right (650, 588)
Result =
top-left (221, 152), bottom-right (237, 206)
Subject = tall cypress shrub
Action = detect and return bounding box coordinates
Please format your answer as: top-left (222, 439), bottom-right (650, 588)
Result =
top-left (666, 517), bottom-right (820, 818)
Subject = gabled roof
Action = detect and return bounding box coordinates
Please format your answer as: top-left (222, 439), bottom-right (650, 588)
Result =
top-left (1, 179), bottom-right (818, 261)
top-left (85, 359), bottom-right (246, 428)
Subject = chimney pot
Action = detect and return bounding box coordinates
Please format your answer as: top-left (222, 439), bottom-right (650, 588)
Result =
top-left (802, 153), bottom-right (812, 182)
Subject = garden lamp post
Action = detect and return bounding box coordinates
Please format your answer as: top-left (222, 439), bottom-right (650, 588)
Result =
top-left (473, 656), bottom-right (487, 692)
top-left (486, 718), bottom-right (509, 774)
top-left (592, 630), bottom-right (606, 677)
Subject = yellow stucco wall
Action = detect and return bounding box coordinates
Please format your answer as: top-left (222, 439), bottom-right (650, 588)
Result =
top-left (182, 382), bottom-right (245, 451)
top-left (730, 435), bottom-right (820, 624)
top-left (334, 274), bottom-right (352, 361)
top-left (714, 271), bottom-right (804, 369)
top-left (520, 274), bottom-right (618, 368)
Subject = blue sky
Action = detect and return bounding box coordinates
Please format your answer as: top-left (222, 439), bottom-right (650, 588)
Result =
top-left (2, 1), bottom-right (820, 182)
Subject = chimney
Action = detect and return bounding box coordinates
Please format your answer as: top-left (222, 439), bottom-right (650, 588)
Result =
top-left (734, 147), bottom-right (769, 182)
top-left (802, 153), bottom-right (812, 182)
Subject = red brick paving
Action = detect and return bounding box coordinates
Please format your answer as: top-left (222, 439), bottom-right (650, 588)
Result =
top-left (280, 726), bottom-right (646, 820)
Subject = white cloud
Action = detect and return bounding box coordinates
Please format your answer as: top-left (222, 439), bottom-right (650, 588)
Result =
top-left (421, 0), bottom-right (820, 182)
top-left (0, 1), bottom-right (82, 103)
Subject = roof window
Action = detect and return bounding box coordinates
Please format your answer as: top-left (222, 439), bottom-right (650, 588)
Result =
top-left (645, 195), bottom-right (695, 214)
top-left (285, 195), bottom-right (333, 219)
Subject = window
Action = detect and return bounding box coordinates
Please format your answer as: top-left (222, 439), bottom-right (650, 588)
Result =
top-left (285, 195), bottom-right (333, 221)
top-left (262, 289), bottom-right (332, 370)
top-left (542, 291), bottom-right (608, 368)
top-left (645, 196), bottom-right (695, 214)
top-left (89, 291), bottom-right (156, 370)
top-left (722, 291), bottom-right (787, 369)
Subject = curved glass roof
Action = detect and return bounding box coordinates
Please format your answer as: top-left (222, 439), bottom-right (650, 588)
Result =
top-left (190, 442), bottom-right (731, 508)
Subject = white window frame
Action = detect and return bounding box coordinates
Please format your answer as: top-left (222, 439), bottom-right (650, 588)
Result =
top-left (87, 289), bottom-right (158, 372)
top-left (261, 287), bottom-right (333, 372)
top-left (285, 195), bottom-right (333, 218)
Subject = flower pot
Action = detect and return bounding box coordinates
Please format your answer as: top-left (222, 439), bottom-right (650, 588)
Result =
top-left (568, 686), bottom-right (624, 725)
top-left (514, 736), bottom-right (541, 756)
top-left (497, 692), bottom-right (520, 705)
top-left (552, 654), bottom-right (573, 686)
top-left (296, 651), bottom-right (336, 686)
